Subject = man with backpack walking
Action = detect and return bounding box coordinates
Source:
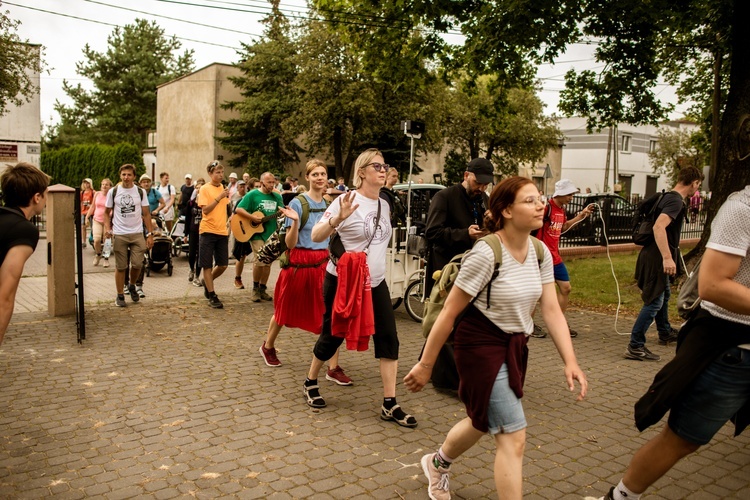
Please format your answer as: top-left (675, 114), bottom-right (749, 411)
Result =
top-left (625, 166), bottom-right (703, 361)
top-left (532, 179), bottom-right (594, 338)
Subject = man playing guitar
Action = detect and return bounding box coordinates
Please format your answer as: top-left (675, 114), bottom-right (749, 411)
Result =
top-left (234, 171), bottom-right (285, 302)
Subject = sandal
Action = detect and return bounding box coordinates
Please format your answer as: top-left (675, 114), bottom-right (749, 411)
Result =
top-left (381, 404), bottom-right (418, 428)
top-left (304, 382), bottom-right (326, 408)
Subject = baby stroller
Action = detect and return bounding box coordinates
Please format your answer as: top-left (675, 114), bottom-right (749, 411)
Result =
top-left (146, 233), bottom-right (174, 276)
top-left (170, 214), bottom-right (190, 257)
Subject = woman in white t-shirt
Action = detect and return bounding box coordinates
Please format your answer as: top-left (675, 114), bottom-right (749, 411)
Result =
top-left (404, 176), bottom-right (588, 500)
top-left (302, 148), bottom-right (417, 428)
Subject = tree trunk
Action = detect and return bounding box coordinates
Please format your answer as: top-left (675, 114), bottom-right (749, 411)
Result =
top-left (333, 125), bottom-right (343, 179)
top-left (687, 0), bottom-right (750, 261)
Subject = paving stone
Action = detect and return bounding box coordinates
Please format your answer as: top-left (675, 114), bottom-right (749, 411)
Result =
top-left (3, 259), bottom-right (749, 499)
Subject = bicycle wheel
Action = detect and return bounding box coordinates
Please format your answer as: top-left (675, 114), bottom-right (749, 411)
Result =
top-left (404, 279), bottom-right (426, 323)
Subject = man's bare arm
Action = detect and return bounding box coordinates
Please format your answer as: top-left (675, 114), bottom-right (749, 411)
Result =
top-left (0, 245), bottom-right (35, 344)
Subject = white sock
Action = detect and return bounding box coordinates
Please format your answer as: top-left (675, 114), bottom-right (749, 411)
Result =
top-left (613, 480), bottom-right (641, 500)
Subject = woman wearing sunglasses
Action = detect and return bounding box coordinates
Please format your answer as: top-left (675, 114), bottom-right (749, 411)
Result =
top-left (302, 148), bottom-right (417, 428)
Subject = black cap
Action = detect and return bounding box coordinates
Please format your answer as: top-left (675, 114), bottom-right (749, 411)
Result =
top-left (467, 158), bottom-right (494, 184)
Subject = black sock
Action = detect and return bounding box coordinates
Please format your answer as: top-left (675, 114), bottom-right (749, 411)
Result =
top-left (253, 281), bottom-right (260, 289)
top-left (117, 294), bottom-right (124, 299)
top-left (236, 276), bottom-right (241, 280)
top-left (260, 284), bottom-right (267, 291)
top-left (209, 291), bottom-right (217, 298)
top-left (304, 378), bottom-right (317, 387)
top-left (383, 397), bottom-right (396, 409)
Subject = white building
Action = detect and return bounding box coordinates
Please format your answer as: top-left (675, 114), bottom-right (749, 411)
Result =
top-left (558, 117), bottom-right (699, 198)
top-left (0, 44), bottom-right (42, 173)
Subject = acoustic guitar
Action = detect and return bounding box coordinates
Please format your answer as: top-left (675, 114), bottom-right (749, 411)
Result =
top-left (231, 210), bottom-right (281, 242)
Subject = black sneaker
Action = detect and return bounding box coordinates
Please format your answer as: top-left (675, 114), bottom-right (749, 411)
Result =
top-left (208, 295), bottom-right (223, 309)
top-left (569, 327), bottom-right (578, 338)
top-left (658, 328), bottom-right (679, 345)
top-left (531, 324), bottom-right (546, 338)
top-left (624, 344), bottom-right (660, 361)
top-left (128, 284), bottom-right (140, 302)
top-left (115, 295), bottom-right (126, 307)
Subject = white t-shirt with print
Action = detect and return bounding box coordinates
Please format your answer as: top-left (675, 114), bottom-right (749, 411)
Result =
top-left (157, 183), bottom-right (176, 220)
top-left (106, 185), bottom-right (149, 235)
top-left (702, 185), bottom-right (750, 327)
top-left (320, 191), bottom-right (391, 287)
top-left (454, 237), bottom-right (554, 335)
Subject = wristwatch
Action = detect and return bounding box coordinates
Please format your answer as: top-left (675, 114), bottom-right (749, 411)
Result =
top-left (145, 232), bottom-right (152, 237)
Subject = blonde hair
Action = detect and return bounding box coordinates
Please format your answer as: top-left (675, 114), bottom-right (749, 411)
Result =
top-left (305, 159), bottom-right (327, 176)
top-left (352, 148), bottom-right (382, 189)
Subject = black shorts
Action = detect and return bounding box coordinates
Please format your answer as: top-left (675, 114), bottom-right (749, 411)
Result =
top-left (313, 272), bottom-right (399, 361)
top-left (199, 233), bottom-right (229, 269)
top-left (232, 240), bottom-right (253, 260)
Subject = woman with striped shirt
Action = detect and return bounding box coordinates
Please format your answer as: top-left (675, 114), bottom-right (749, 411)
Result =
top-left (405, 176), bottom-right (588, 500)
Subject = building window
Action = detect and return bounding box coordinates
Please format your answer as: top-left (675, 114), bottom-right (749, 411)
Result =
top-left (649, 139), bottom-right (657, 153)
top-left (620, 134), bottom-right (632, 153)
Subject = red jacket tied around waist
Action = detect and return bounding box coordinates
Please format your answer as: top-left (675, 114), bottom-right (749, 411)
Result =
top-left (331, 252), bottom-right (374, 351)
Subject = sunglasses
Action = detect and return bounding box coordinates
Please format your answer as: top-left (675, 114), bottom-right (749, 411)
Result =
top-left (367, 162), bottom-right (390, 172)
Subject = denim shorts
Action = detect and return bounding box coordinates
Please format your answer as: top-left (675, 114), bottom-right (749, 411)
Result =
top-left (487, 363), bottom-right (527, 435)
top-left (668, 346), bottom-right (750, 445)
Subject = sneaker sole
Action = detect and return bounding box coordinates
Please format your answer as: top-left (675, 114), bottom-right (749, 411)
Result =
top-left (420, 454), bottom-right (445, 500)
top-left (209, 302), bottom-right (223, 309)
top-left (259, 345), bottom-right (281, 367)
top-left (325, 373), bottom-right (353, 386)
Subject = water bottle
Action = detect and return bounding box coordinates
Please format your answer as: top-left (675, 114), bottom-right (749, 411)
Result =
top-left (102, 238), bottom-right (112, 259)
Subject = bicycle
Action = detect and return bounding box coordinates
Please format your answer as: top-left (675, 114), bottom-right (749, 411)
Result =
top-left (403, 256), bottom-right (427, 323)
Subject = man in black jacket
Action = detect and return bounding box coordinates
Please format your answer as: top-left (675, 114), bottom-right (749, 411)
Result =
top-left (423, 158), bottom-right (492, 391)
top-left (425, 157), bottom-right (492, 295)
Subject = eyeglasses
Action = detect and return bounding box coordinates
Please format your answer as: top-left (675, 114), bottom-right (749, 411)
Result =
top-left (515, 196), bottom-right (546, 206)
top-left (367, 162), bottom-right (390, 172)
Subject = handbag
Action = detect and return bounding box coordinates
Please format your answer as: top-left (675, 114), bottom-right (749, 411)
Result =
top-left (328, 197), bottom-right (381, 266)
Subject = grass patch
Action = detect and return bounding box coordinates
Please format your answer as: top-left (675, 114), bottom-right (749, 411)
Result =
top-left (565, 250), bottom-right (683, 324)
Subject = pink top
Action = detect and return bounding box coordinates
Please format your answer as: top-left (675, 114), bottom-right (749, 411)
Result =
top-left (92, 190), bottom-right (108, 223)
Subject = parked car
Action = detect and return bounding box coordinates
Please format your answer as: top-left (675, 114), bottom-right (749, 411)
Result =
top-left (562, 193), bottom-right (637, 246)
top-left (393, 182), bottom-right (445, 226)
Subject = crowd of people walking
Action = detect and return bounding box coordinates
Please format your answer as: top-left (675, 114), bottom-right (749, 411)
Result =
top-left (3, 152), bottom-right (748, 499)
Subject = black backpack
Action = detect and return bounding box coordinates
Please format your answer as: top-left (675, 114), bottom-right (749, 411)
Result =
top-left (632, 190), bottom-right (668, 245)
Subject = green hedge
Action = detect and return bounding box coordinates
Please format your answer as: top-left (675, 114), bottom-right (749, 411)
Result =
top-left (40, 143), bottom-right (145, 189)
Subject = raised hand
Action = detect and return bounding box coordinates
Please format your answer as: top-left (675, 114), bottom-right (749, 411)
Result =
top-left (338, 191), bottom-right (360, 221)
top-left (279, 206), bottom-right (299, 221)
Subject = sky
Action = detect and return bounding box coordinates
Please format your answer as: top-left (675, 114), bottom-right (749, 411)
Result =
top-left (6, 0), bottom-right (689, 131)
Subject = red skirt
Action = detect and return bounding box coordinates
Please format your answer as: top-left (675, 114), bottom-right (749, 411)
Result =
top-left (273, 248), bottom-right (329, 334)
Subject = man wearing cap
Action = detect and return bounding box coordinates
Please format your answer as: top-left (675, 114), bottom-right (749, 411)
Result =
top-left (532, 179), bottom-right (594, 338)
top-left (423, 157), bottom-right (493, 391)
top-left (157, 172), bottom-right (176, 232)
top-left (227, 172), bottom-right (239, 201)
top-left (179, 174), bottom-right (194, 218)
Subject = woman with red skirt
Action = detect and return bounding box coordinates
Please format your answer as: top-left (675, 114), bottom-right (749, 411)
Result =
top-left (259, 159), bottom-right (352, 385)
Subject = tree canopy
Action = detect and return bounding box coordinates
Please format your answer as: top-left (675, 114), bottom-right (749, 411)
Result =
top-left (46, 19), bottom-right (194, 149)
top-left (0, 8), bottom-right (45, 116)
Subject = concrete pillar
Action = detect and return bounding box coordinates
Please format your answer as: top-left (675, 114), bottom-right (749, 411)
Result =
top-left (46, 184), bottom-right (76, 316)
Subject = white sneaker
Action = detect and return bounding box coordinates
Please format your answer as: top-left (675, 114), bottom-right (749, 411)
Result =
top-left (102, 258), bottom-right (109, 268)
top-left (421, 453), bottom-right (450, 500)
top-left (93, 254), bottom-right (101, 266)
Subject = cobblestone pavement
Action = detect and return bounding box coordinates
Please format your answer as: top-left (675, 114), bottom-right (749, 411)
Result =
top-left (2, 245), bottom-right (749, 499)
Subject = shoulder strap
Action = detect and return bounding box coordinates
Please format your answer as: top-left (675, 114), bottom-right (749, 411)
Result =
top-left (297, 194), bottom-right (310, 228)
top-left (477, 234), bottom-right (503, 308)
top-left (111, 185), bottom-right (144, 202)
top-left (543, 202), bottom-right (552, 223)
top-left (530, 236), bottom-right (545, 267)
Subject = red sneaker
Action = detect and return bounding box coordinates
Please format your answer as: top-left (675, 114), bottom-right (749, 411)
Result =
top-left (259, 342), bottom-right (281, 367)
top-left (325, 366), bottom-right (353, 386)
